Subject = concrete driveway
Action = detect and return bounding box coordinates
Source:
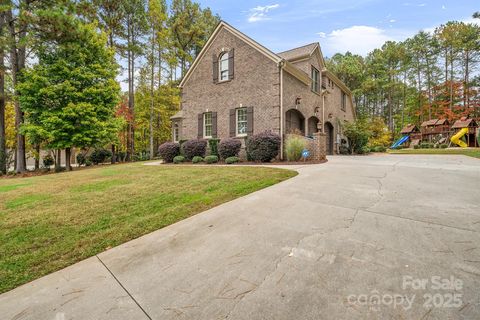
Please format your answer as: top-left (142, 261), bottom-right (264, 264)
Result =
top-left (1, 154), bottom-right (480, 319)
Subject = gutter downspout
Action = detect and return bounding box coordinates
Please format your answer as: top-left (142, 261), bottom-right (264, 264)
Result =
top-left (279, 60), bottom-right (285, 160)
top-left (322, 90), bottom-right (325, 133)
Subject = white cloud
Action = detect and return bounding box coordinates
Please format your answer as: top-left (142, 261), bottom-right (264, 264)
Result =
top-left (317, 32), bottom-right (327, 38)
top-left (247, 4), bottom-right (280, 23)
top-left (320, 26), bottom-right (394, 56)
top-left (442, 5), bottom-right (446, 10)
top-left (389, 19), bottom-right (396, 23)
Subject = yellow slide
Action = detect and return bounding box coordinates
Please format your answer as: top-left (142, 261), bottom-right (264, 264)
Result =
top-left (450, 128), bottom-right (469, 148)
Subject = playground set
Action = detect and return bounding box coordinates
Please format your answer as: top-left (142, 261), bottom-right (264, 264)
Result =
top-left (391, 117), bottom-right (479, 149)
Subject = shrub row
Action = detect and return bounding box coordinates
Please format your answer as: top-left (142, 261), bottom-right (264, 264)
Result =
top-left (158, 131), bottom-right (281, 163)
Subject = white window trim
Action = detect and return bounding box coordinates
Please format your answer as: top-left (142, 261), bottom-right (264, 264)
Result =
top-left (219, 52), bottom-right (229, 82)
top-left (203, 112), bottom-right (213, 139)
top-left (236, 108), bottom-right (248, 137)
top-left (173, 123), bottom-right (179, 142)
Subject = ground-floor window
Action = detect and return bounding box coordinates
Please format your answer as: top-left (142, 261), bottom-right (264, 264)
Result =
top-left (173, 123), bottom-right (179, 142)
top-left (236, 107), bottom-right (247, 136)
top-left (204, 112), bottom-right (212, 138)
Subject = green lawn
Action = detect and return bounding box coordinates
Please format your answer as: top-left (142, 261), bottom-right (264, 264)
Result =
top-left (388, 148), bottom-right (480, 159)
top-left (0, 163), bottom-right (296, 293)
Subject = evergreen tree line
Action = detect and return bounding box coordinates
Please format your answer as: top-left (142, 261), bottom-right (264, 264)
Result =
top-left (0, 0), bottom-right (220, 174)
top-left (326, 17), bottom-right (480, 138)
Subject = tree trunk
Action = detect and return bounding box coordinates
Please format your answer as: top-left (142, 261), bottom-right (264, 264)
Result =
top-left (6, 8), bottom-right (26, 173)
top-left (34, 144), bottom-right (40, 170)
top-left (449, 47), bottom-right (454, 110)
top-left (55, 149), bottom-right (62, 172)
top-left (0, 11), bottom-right (6, 174)
top-left (149, 27), bottom-right (155, 160)
top-left (111, 144), bottom-right (116, 164)
top-left (65, 147), bottom-right (71, 171)
top-left (464, 50), bottom-right (469, 108)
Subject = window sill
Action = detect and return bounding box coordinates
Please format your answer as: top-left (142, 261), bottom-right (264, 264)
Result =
top-left (311, 89), bottom-right (321, 96)
top-left (217, 79), bottom-right (232, 84)
top-left (236, 134), bottom-right (247, 138)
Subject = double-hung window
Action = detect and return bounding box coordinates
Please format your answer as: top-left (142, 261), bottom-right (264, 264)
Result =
top-left (236, 108), bottom-right (247, 136)
top-left (311, 66), bottom-right (320, 93)
top-left (341, 92), bottom-right (346, 111)
top-left (204, 112), bottom-right (213, 138)
top-left (173, 123), bottom-right (179, 142)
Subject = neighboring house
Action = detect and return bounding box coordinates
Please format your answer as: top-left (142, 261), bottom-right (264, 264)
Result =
top-left (172, 21), bottom-right (355, 156)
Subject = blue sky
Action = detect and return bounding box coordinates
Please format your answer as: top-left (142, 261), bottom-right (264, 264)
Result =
top-left (196, 0), bottom-right (478, 57)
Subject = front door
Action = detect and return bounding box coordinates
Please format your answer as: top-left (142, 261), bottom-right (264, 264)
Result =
top-left (324, 122), bottom-right (334, 155)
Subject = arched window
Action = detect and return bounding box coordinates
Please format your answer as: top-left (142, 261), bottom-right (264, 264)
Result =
top-left (219, 52), bottom-right (229, 81)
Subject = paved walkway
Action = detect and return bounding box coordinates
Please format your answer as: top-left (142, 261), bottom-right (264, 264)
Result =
top-left (1, 155), bottom-right (480, 319)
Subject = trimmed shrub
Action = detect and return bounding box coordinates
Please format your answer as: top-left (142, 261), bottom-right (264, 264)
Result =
top-left (218, 138), bottom-right (242, 159)
top-left (208, 138), bottom-right (220, 157)
top-left (76, 153), bottom-right (87, 166)
top-left (182, 139), bottom-right (207, 160)
top-left (420, 142), bottom-right (430, 149)
top-left (358, 146), bottom-right (370, 154)
top-left (43, 154), bottom-right (54, 167)
top-left (440, 143), bottom-right (448, 149)
top-left (158, 142), bottom-right (180, 163)
top-left (413, 144), bottom-right (420, 149)
top-left (225, 156), bottom-right (240, 164)
top-left (204, 155), bottom-right (219, 164)
top-left (85, 159), bottom-right (93, 166)
top-left (246, 131), bottom-right (281, 162)
top-left (192, 156), bottom-right (204, 164)
top-left (339, 145), bottom-right (349, 155)
top-left (173, 155), bottom-right (185, 164)
top-left (285, 135), bottom-right (306, 161)
top-left (89, 149), bottom-right (112, 165)
top-left (373, 145), bottom-right (387, 152)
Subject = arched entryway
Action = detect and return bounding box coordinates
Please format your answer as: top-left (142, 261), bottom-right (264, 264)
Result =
top-left (285, 109), bottom-right (305, 135)
top-left (307, 116), bottom-right (320, 137)
top-left (324, 121), bottom-right (334, 155)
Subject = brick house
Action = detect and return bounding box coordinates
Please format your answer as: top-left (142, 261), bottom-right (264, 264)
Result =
top-left (172, 21), bottom-right (355, 156)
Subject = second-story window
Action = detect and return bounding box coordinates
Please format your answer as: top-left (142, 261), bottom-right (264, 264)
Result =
top-left (311, 66), bottom-right (320, 93)
top-left (219, 52), bottom-right (229, 81)
top-left (341, 92), bottom-right (347, 111)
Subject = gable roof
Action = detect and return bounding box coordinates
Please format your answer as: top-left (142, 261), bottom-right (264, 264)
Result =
top-left (400, 124), bottom-right (419, 134)
top-left (421, 119), bottom-right (439, 127)
top-left (178, 20), bottom-right (350, 99)
top-left (452, 117), bottom-right (476, 129)
top-left (277, 43), bottom-right (319, 61)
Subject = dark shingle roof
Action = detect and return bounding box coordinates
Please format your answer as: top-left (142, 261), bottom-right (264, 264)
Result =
top-left (400, 124), bottom-right (419, 134)
top-left (277, 43), bottom-right (318, 61)
top-left (452, 118), bottom-right (476, 129)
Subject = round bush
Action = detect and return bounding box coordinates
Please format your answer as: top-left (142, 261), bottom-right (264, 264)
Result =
top-left (204, 155), bottom-right (219, 164)
top-left (225, 156), bottom-right (240, 164)
top-left (374, 145), bottom-right (387, 152)
top-left (285, 135), bottom-right (306, 161)
top-left (89, 149), bottom-right (112, 165)
top-left (413, 144), bottom-right (420, 149)
top-left (76, 153), bottom-right (87, 166)
top-left (218, 138), bottom-right (242, 159)
top-left (43, 154), bottom-right (54, 167)
top-left (246, 131), bottom-right (281, 162)
top-left (358, 146), bottom-right (370, 154)
top-left (339, 145), bottom-right (350, 155)
top-left (182, 139), bottom-right (207, 160)
top-left (192, 156), bottom-right (204, 164)
top-left (440, 143), bottom-right (448, 149)
top-left (173, 155), bottom-right (185, 164)
top-left (158, 142), bottom-right (180, 163)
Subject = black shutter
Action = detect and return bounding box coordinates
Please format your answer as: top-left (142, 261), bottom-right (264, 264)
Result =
top-left (212, 112), bottom-right (217, 138)
top-left (228, 48), bottom-right (234, 80)
top-left (212, 54), bottom-right (219, 84)
top-left (198, 114), bottom-right (203, 139)
top-left (229, 109), bottom-right (236, 137)
top-left (247, 107), bottom-right (254, 136)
